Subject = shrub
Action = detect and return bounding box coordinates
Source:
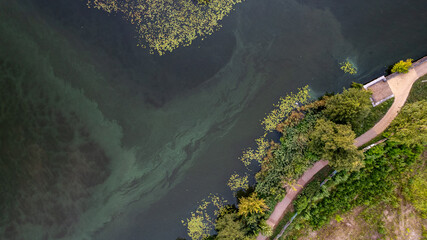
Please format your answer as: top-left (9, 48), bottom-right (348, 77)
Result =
top-left (391, 59), bottom-right (413, 73)
top-left (259, 220), bottom-right (273, 237)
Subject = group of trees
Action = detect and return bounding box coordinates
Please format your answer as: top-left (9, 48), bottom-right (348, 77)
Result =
top-left (274, 76), bottom-right (427, 239)
top-left (182, 73), bottom-right (426, 239)
top-left (309, 86), bottom-right (372, 171)
top-left (209, 193), bottom-right (269, 239)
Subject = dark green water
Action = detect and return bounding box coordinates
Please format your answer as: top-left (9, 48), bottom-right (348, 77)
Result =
top-left (0, 0), bottom-right (426, 239)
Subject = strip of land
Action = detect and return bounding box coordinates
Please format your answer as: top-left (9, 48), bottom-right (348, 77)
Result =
top-left (257, 56), bottom-right (427, 240)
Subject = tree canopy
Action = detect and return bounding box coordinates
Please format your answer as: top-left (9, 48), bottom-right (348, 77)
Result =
top-left (215, 210), bottom-right (247, 240)
top-left (309, 119), bottom-right (364, 171)
top-left (238, 193), bottom-right (268, 217)
top-left (323, 87), bottom-right (372, 129)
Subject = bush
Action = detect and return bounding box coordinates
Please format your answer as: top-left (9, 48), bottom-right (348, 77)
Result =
top-left (259, 220), bottom-right (273, 237)
top-left (323, 88), bottom-right (372, 129)
top-left (385, 100), bottom-right (427, 146)
top-left (391, 59), bottom-right (413, 73)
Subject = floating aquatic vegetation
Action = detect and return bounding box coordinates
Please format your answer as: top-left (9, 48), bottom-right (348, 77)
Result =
top-left (340, 59), bottom-right (357, 75)
top-left (227, 173), bottom-right (249, 192)
top-left (239, 86), bottom-right (310, 166)
top-left (182, 194), bottom-right (227, 240)
top-left (87, 0), bottom-right (243, 55)
top-left (240, 137), bottom-right (271, 166)
top-left (261, 85), bottom-right (310, 133)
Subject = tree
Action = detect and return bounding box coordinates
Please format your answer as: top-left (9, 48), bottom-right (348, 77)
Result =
top-left (215, 210), bottom-right (246, 240)
top-left (391, 59), bottom-right (413, 73)
top-left (309, 119), bottom-right (364, 171)
top-left (238, 193), bottom-right (268, 217)
top-left (323, 87), bottom-right (372, 130)
top-left (385, 100), bottom-right (427, 146)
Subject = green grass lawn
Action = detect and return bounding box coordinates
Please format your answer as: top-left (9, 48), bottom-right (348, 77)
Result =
top-left (406, 74), bottom-right (427, 103)
top-left (354, 98), bottom-right (394, 136)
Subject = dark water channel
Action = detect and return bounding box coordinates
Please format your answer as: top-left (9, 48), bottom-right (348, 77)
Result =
top-left (0, 0), bottom-right (426, 239)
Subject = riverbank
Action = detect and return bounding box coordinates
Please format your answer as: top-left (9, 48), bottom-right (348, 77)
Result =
top-left (183, 56), bottom-right (427, 240)
top-left (260, 57), bottom-right (427, 240)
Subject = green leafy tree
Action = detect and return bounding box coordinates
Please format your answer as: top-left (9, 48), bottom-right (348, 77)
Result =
top-left (351, 82), bottom-right (364, 89)
top-left (309, 119), bottom-right (364, 171)
top-left (238, 193), bottom-right (268, 217)
top-left (391, 59), bottom-right (413, 73)
top-left (215, 210), bottom-right (246, 240)
top-left (323, 87), bottom-right (372, 129)
top-left (385, 100), bottom-right (427, 146)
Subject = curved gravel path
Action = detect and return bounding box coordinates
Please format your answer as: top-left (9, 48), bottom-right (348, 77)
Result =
top-left (355, 57), bottom-right (427, 147)
top-left (257, 57), bottom-right (427, 240)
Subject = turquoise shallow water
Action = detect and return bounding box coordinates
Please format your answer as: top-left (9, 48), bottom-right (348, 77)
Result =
top-left (0, 0), bottom-right (426, 239)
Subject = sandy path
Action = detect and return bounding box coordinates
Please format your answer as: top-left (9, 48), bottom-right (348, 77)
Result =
top-left (257, 57), bottom-right (427, 240)
top-left (355, 56), bottom-right (427, 147)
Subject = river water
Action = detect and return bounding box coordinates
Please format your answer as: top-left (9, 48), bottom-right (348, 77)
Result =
top-left (0, 0), bottom-right (426, 239)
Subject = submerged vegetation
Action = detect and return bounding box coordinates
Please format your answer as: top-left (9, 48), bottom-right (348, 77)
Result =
top-left (87, 0), bottom-right (244, 55)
